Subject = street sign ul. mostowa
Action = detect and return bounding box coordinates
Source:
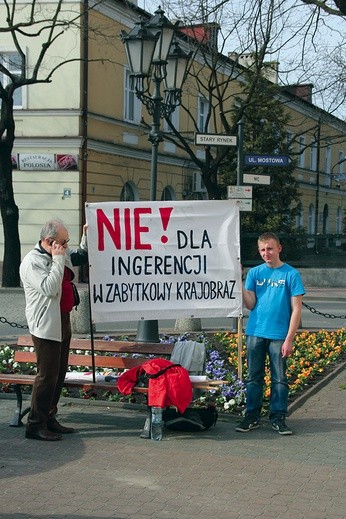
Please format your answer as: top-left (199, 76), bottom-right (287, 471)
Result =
top-left (244, 154), bottom-right (289, 166)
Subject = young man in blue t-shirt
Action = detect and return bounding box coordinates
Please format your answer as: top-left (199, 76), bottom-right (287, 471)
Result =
top-left (236, 232), bottom-right (305, 435)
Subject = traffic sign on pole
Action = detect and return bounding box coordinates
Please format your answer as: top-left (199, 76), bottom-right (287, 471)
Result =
top-left (227, 185), bottom-right (253, 211)
top-left (243, 173), bottom-right (271, 185)
top-left (195, 134), bottom-right (237, 146)
top-left (227, 186), bottom-right (252, 198)
top-left (244, 154), bottom-right (289, 167)
top-left (234, 199), bottom-right (252, 211)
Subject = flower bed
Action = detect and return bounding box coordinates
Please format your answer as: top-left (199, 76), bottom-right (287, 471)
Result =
top-left (207, 328), bottom-right (346, 413)
top-left (1, 328), bottom-right (345, 414)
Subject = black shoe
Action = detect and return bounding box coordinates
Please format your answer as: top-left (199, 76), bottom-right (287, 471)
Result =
top-left (235, 416), bottom-right (260, 432)
top-left (271, 417), bottom-right (292, 435)
top-left (25, 429), bottom-right (62, 441)
top-left (47, 419), bottom-right (75, 434)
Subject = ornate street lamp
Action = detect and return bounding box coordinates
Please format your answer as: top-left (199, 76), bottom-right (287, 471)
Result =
top-left (122, 19), bottom-right (158, 78)
top-left (121, 7), bottom-right (192, 341)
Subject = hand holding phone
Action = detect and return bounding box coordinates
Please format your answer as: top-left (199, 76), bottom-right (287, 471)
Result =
top-left (50, 240), bottom-right (66, 256)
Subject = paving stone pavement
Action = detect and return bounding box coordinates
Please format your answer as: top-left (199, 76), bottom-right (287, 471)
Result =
top-left (0, 366), bottom-right (345, 519)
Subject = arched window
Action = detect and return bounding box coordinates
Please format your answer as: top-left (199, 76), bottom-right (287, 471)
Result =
top-left (296, 208), bottom-right (304, 229)
top-left (120, 181), bottom-right (139, 201)
top-left (161, 186), bottom-right (176, 201)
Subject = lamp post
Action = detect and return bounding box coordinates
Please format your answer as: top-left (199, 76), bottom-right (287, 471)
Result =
top-left (121, 8), bottom-right (192, 342)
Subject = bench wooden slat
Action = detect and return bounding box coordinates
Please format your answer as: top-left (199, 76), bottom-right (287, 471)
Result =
top-left (0, 374), bottom-right (36, 385)
top-left (16, 335), bottom-right (174, 355)
top-left (0, 373), bottom-right (149, 394)
top-left (14, 351), bottom-right (150, 369)
top-left (0, 372), bottom-right (223, 392)
top-left (10, 338), bottom-right (225, 390)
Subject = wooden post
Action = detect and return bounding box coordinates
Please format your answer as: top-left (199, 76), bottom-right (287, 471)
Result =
top-left (237, 315), bottom-right (243, 380)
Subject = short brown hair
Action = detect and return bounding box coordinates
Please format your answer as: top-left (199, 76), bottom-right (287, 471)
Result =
top-left (257, 232), bottom-right (281, 245)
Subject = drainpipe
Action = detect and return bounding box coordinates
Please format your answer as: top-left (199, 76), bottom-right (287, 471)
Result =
top-left (81, 0), bottom-right (89, 227)
top-left (314, 118), bottom-right (321, 254)
top-left (80, 0), bottom-right (89, 283)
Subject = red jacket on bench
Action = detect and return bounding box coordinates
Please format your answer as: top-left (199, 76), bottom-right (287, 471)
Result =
top-left (117, 359), bottom-right (192, 414)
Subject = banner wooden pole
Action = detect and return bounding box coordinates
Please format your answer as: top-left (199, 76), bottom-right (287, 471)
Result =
top-left (237, 315), bottom-right (243, 380)
top-left (87, 270), bottom-right (96, 384)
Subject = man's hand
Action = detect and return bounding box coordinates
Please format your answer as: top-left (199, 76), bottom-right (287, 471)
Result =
top-left (281, 339), bottom-right (293, 358)
top-left (51, 241), bottom-right (66, 256)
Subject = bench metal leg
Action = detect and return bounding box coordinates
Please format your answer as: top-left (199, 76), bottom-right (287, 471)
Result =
top-left (8, 384), bottom-right (31, 427)
top-left (9, 384), bottom-right (24, 427)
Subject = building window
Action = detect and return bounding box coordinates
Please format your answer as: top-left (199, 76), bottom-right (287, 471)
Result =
top-left (322, 203), bottom-right (329, 234)
top-left (163, 108), bottom-right (179, 152)
top-left (336, 206), bottom-right (342, 233)
top-left (286, 132), bottom-right (294, 151)
top-left (164, 107), bottom-right (179, 132)
top-left (120, 181), bottom-right (139, 201)
top-left (296, 208), bottom-right (304, 229)
top-left (310, 139), bottom-right (317, 171)
top-left (324, 144), bottom-right (331, 186)
top-left (337, 151), bottom-right (345, 175)
top-left (124, 68), bottom-right (141, 123)
top-left (308, 203), bottom-right (315, 234)
top-left (0, 52), bottom-right (24, 108)
top-left (325, 144), bottom-right (331, 173)
top-left (198, 96), bottom-right (209, 132)
top-left (161, 186), bottom-right (176, 201)
top-left (298, 135), bottom-right (305, 168)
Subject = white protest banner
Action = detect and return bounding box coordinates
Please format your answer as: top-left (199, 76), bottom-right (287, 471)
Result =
top-left (85, 200), bottom-right (242, 323)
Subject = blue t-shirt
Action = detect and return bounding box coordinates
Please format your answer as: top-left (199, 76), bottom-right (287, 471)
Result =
top-left (245, 263), bottom-right (305, 340)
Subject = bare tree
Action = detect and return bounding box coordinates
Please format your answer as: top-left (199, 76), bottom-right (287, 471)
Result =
top-left (159, 0), bottom-right (345, 117)
top-left (139, 1), bottom-right (315, 198)
top-left (140, 0), bottom-right (345, 198)
top-left (301, 0), bottom-right (346, 16)
top-left (277, 0), bottom-right (346, 117)
top-left (0, 0), bottom-right (93, 286)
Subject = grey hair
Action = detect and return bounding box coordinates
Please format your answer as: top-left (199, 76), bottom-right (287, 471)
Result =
top-left (40, 219), bottom-right (67, 241)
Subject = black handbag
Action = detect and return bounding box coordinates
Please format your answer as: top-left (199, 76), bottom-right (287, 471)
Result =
top-left (71, 282), bottom-right (80, 308)
top-left (162, 406), bottom-right (218, 432)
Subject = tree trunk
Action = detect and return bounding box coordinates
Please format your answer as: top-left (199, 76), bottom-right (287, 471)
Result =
top-left (1, 203), bottom-right (21, 287)
top-left (0, 138), bottom-right (21, 287)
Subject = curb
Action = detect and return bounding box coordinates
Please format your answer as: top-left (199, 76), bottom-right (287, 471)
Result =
top-left (288, 360), bottom-right (346, 415)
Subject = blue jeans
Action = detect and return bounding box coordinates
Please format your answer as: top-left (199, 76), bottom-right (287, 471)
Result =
top-left (245, 336), bottom-right (289, 421)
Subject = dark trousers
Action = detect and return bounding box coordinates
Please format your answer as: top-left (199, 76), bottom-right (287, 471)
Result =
top-left (27, 313), bottom-right (71, 431)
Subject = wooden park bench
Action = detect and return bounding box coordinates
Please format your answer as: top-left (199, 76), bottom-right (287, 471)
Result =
top-left (0, 335), bottom-right (224, 429)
